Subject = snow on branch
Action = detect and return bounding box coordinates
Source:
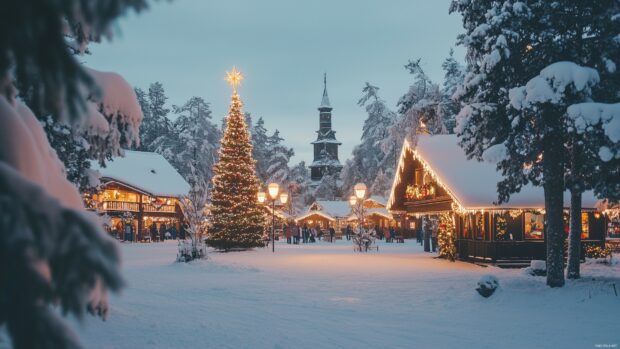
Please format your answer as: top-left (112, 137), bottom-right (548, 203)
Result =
top-left (509, 62), bottom-right (600, 110)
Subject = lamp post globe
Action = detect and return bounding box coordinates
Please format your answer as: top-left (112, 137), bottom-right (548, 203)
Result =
top-left (257, 191), bottom-right (266, 204)
top-left (354, 183), bottom-right (367, 200)
top-left (279, 192), bottom-right (288, 204)
top-left (268, 182), bottom-right (280, 199)
top-left (348, 195), bottom-right (358, 206)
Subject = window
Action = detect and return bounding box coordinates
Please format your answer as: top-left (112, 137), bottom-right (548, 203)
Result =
top-left (475, 213), bottom-right (485, 240)
top-left (607, 217), bottom-right (620, 239)
top-left (581, 212), bottom-right (589, 239)
top-left (524, 212), bottom-right (544, 239)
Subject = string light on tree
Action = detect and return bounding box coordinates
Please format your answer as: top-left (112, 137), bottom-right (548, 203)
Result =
top-left (207, 67), bottom-right (265, 250)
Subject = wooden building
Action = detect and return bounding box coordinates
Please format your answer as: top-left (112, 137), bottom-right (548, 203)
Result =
top-left (296, 198), bottom-right (395, 235)
top-left (296, 201), bottom-right (351, 233)
top-left (388, 135), bottom-right (607, 266)
top-left (89, 150), bottom-right (190, 241)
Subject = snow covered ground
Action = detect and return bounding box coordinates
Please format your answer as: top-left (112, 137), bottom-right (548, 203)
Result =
top-left (73, 240), bottom-right (619, 349)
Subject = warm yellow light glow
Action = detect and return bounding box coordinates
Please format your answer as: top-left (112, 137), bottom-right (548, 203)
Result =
top-left (102, 202), bottom-right (108, 210)
top-left (354, 183), bottom-right (367, 199)
top-left (279, 192), bottom-right (288, 204)
top-left (268, 183), bottom-right (280, 199)
top-left (225, 66), bottom-right (244, 92)
top-left (349, 195), bottom-right (358, 206)
top-left (257, 191), bottom-right (266, 204)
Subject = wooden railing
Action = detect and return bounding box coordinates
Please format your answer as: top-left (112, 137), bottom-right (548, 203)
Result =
top-left (102, 201), bottom-right (139, 212)
top-left (101, 201), bottom-right (176, 213)
top-left (143, 204), bottom-right (176, 213)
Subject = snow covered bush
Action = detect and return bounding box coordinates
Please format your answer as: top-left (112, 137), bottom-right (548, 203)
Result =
top-left (178, 182), bottom-right (209, 262)
top-left (525, 260), bottom-right (547, 277)
top-left (585, 245), bottom-right (613, 264)
top-left (476, 275), bottom-right (499, 298)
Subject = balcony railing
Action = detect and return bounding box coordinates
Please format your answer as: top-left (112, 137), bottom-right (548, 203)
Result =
top-left (101, 201), bottom-right (176, 213)
top-left (102, 201), bottom-right (140, 212)
top-left (143, 204), bottom-right (176, 213)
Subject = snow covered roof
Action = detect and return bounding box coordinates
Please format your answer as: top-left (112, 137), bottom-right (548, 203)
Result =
top-left (367, 196), bottom-right (387, 207)
top-left (309, 200), bottom-right (352, 218)
top-left (389, 135), bottom-right (599, 210)
top-left (295, 210), bottom-right (336, 222)
top-left (309, 158), bottom-right (343, 168)
top-left (311, 138), bottom-right (342, 145)
top-left (92, 150), bottom-right (190, 197)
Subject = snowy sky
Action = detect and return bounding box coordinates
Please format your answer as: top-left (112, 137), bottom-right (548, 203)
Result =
top-left (84, 0), bottom-right (465, 165)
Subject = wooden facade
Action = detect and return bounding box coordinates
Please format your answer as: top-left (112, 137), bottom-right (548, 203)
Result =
top-left (388, 141), bottom-right (607, 266)
top-left (91, 181), bottom-right (184, 242)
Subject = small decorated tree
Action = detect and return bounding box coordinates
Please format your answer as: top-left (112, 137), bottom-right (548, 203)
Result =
top-left (207, 68), bottom-right (264, 250)
top-left (438, 212), bottom-right (457, 262)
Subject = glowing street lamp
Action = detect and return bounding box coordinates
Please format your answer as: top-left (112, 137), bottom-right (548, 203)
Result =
top-left (268, 182), bottom-right (280, 199)
top-left (354, 183), bottom-right (367, 200)
top-left (279, 192), bottom-right (288, 205)
top-left (258, 182), bottom-right (282, 253)
top-left (257, 191), bottom-right (266, 204)
top-left (350, 183), bottom-right (367, 233)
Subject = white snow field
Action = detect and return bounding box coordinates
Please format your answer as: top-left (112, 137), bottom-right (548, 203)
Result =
top-left (75, 240), bottom-right (619, 349)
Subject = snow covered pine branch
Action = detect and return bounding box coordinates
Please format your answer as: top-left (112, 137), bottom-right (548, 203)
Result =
top-left (0, 1), bottom-right (146, 348)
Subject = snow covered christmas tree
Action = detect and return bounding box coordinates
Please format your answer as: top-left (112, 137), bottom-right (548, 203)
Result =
top-left (207, 68), bottom-right (264, 250)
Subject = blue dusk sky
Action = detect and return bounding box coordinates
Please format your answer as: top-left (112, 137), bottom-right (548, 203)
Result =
top-left (84, 0), bottom-right (465, 164)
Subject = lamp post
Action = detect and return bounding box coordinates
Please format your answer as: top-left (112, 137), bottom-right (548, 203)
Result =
top-left (349, 183), bottom-right (367, 233)
top-left (258, 183), bottom-right (289, 253)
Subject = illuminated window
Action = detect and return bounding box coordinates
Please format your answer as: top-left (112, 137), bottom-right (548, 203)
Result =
top-left (475, 213), bottom-right (485, 240)
top-left (524, 212), bottom-right (544, 239)
top-left (608, 217), bottom-right (620, 239)
top-left (581, 212), bottom-right (589, 239)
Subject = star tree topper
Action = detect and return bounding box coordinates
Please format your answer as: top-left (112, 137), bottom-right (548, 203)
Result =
top-left (225, 66), bottom-right (244, 93)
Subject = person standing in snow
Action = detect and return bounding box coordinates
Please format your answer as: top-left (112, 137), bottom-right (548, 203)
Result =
top-left (150, 223), bottom-right (157, 242)
top-left (159, 223), bottom-right (166, 241)
top-left (302, 223), bottom-right (309, 243)
top-left (423, 217), bottom-right (431, 252)
top-left (285, 222), bottom-right (293, 244)
top-left (431, 222), bottom-right (438, 252)
top-left (345, 224), bottom-right (353, 241)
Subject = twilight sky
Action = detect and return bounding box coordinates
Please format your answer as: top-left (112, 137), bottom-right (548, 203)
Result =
top-left (84, 0), bottom-right (465, 164)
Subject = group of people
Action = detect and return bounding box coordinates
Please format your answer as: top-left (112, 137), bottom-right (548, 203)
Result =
top-left (274, 222), bottom-right (337, 244)
top-left (418, 217), bottom-right (438, 253)
top-left (111, 221), bottom-right (186, 242)
top-left (260, 221), bottom-right (402, 246)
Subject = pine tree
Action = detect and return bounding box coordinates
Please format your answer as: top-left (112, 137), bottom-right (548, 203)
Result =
top-left (138, 82), bottom-right (172, 151)
top-left (251, 117), bottom-right (270, 182)
top-left (171, 96), bottom-right (221, 186)
top-left (41, 116), bottom-right (96, 193)
top-left (440, 49), bottom-right (464, 134)
top-left (450, 0), bottom-right (620, 287)
top-left (341, 83), bottom-right (397, 198)
top-left (265, 130), bottom-right (294, 184)
top-left (289, 161), bottom-right (313, 209)
top-left (0, 1), bottom-right (146, 348)
top-left (208, 88), bottom-right (264, 250)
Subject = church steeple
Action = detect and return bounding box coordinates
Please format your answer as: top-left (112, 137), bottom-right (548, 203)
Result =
top-left (319, 73), bottom-right (331, 110)
top-left (309, 73), bottom-right (342, 181)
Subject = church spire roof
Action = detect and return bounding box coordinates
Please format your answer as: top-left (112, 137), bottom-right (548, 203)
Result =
top-left (319, 73), bottom-right (331, 109)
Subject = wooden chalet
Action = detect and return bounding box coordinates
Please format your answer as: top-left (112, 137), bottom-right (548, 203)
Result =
top-left (296, 198), bottom-right (395, 235)
top-left (388, 135), bottom-right (607, 266)
top-left (89, 150), bottom-right (190, 241)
